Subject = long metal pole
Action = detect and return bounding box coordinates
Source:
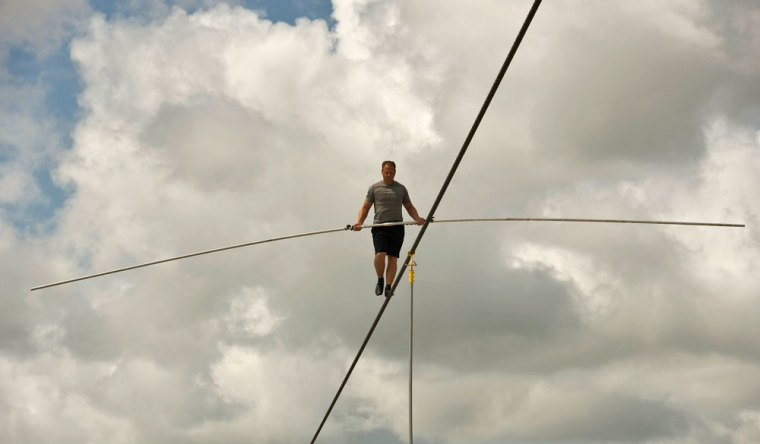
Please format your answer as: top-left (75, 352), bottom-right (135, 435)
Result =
top-left (29, 226), bottom-right (350, 291)
top-left (363, 218), bottom-right (745, 228)
top-left (30, 217), bottom-right (744, 291)
top-left (431, 218), bottom-right (745, 227)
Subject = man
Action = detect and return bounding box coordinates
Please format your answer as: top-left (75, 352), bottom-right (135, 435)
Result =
top-left (353, 161), bottom-right (425, 297)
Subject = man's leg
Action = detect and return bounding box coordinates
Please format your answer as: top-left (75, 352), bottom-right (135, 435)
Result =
top-left (386, 255), bottom-right (398, 285)
top-left (384, 225), bottom-right (403, 297)
top-left (374, 252), bottom-right (386, 295)
top-left (374, 252), bottom-right (386, 278)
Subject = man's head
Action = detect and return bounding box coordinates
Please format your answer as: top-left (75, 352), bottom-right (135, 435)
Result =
top-left (381, 160), bottom-right (396, 184)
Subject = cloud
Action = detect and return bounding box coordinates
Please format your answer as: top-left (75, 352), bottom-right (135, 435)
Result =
top-left (224, 286), bottom-right (284, 337)
top-left (0, 0), bottom-right (90, 54)
top-left (3, 0), bottom-right (759, 443)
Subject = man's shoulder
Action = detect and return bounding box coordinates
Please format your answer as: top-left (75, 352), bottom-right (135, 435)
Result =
top-left (370, 181), bottom-right (406, 191)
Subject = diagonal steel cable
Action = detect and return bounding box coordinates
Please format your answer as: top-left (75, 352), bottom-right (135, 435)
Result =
top-left (310, 1), bottom-right (544, 441)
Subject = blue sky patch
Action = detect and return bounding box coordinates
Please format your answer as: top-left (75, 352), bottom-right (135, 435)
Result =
top-left (242, 0), bottom-right (334, 26)
top-left (88, 0), bottom-right (334, 26)
top-left (6, 47), bottom-right (39, 78)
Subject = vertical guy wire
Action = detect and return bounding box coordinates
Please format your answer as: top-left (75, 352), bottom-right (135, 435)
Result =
top-left (409, 263), bottom-right (415, 444)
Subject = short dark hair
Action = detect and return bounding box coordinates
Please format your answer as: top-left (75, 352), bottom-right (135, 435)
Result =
top-left (381, 160), bottom-right (396, 170)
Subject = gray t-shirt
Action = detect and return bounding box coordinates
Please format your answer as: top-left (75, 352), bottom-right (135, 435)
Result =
top-left (366, 181), bottom-right (410, 224)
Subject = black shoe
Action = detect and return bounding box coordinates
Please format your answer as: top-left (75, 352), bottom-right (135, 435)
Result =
top-left (384, 284), bottom-right (391, 297)
top-left (375, 278), bottom-right (384, 296)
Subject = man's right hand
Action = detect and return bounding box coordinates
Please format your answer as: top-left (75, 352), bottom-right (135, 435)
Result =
top-left (352, 223), bottom-right (363, 231)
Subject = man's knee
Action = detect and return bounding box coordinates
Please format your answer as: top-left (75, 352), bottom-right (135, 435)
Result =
top-left (375, 252), bottom-right (387, 259)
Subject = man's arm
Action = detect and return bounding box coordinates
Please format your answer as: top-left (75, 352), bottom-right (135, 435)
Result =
top-left (353, 200), bottom-right (373, 231)
top-left (403, 201), bottom-right (426, 225)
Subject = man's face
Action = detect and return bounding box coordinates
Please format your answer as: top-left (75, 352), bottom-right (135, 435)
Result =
top-left (382, 165), bottom-right (396, 184)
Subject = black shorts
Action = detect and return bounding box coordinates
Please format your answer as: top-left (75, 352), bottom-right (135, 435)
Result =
top-left (371, 225), bottom-right (405, 258)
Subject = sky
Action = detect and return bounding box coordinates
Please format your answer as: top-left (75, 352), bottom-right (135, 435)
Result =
top-left (1, 0), bottom-right (759, 443)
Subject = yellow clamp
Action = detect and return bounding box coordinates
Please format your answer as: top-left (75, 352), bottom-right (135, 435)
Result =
top-left (408, 252), bottom-right (416, 284)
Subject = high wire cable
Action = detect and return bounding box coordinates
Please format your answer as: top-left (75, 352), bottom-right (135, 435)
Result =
top-left (30, 217), bottom-right (743, 291)
top-left (309, 1), bottom-right (545, 441)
